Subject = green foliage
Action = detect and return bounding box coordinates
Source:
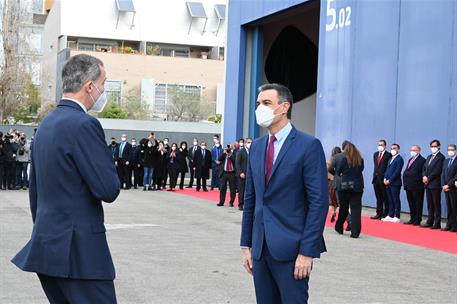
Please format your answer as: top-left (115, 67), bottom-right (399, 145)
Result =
top-left (12, 79), bottom-right (41, 124)
top-left (122, 89), bottom-right (151, 120)
top-left (207, 114), bottom-right (222, 123)
top-left (98, 101), bottom-right (129, 119)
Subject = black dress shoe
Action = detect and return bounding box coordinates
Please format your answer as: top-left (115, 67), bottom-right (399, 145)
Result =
top-left (404, 221), bottom-right (413, 225)
top-left (186, 186), bottom-right (192, 188)
top-left (431, 225), bottom-right (441, 230)
top-left (350, 234), bottom-right (359, 239)
top-left (420, 223), bottom-right (433, 228)
top-left (238, 206), bottom-right (244, 211)
top-left (203, 189), bottom-right (208, 192)
top-left (330, 213), bottom-right (336, 223)
top-left (196, 188), bottom-right (200, 192)
top-left (451, 227), bottom-right (457, 232)
top-left (217, 203), bottom-right (224, 206)
top-left (412, 222), bottom-right (420, 226)
top-left (370, 215), bottom-right (382, 220)
top-left (335, 227), bottom-right (343, 235)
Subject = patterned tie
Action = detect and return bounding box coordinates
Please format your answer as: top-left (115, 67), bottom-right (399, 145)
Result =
top-left (407, 157), bottom-right (415, 169)
top-left (226, 155), bottom-right (233, 172)
top-left (377, 152), bottom-right (382, 166)
top-left (265, 135), bottom-right (277, 185)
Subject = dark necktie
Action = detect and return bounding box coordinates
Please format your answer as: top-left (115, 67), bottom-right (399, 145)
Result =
top-left (429, 154), bottom-right (436, 165)
top-left (407, 157), bottom-right (416, 169)
top-left (226, 155), bottom-right (233, 172)
top-left (449, 158), bottom-right (454, 169)
top-left (377, 152), bottom-right (383, 166)
top-left (265, 135), bottom-right (276, 185)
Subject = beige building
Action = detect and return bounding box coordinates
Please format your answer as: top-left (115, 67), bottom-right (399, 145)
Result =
top-left (41, 0), bottom-right (226, 120)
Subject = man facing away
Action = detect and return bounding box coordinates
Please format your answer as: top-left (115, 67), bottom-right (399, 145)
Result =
top-left (240, 83), bottom-right (328, 304)
top-left (12, 54), bottom-right (121, 303)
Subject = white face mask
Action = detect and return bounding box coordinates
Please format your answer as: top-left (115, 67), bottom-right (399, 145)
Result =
top-left (215, 143), bottom-right (220, 147)
top-left (378, 145), bottom-right (385, 152)
top-left (121, 137), bottom-right (127, 142)
top-left (89, 82), bottom-right (107, 113)
top-left (147, 143), bottom-right (153, 147)
top-left (431, 147), bottom-right (439, 154)
top-left (255, 104), bottom-right (282, 128)
top-left (410, 151), bottom-right (418, 157)
top-left (131, 142), bottom-right (136, 146)
top-left (246, 143), bottom-right (251, 149)
top-left (448, 150), bottom-right (456, 157)
top-left (193, 142), bottom-right (198, 146)
top-left (172, 147), bottom-right (176, 151)
top-left (164, 140), bottom-right (169, 145)
top-left (239, 143), bottom-right (244, 147)
top-left (201, 146), bottom-right (206, 150)
top-left (391, 149), bottom-right (398, 156)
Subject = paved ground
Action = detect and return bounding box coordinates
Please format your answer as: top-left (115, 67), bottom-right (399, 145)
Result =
top-left (1, 189), bottom-right (456, 304)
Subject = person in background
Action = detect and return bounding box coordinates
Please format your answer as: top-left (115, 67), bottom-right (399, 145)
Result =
top-left (162, 137), bottom-right (170, 189)
top-left (3, 134), bottom-right (19, 190)
top-left (142, 139), bottom-right (156, 191)
top-left (178, 141), bottom-right (189, 190)
top-left (167, 143), bottom-right (183, 191)
top-left (441, 144), bottom-right (457, 232)
top-left (130, 138), bottom-right (143, 189)
top-left (115, 134), bottom-right (132, 189)
top-left (211, 134), bottom-right (223, 191)
top-left (15, 133), bottom-right (30, 190)
top-left (194, 141), bottom-right (212, 192)
top-left (187, 138), bottom-right (200, 188)
top-left (154, 141), bottom-right (168, 191)
top-left (0, 132), bottom-right (5, 190)
top-left (421, 139), bottom-right (445, 229)
top-left (327, 146), bottom-right (342, 223)
top-left (217, 144), bottom-right (237, 207)
top-left (402, 145), bottom-right (426, 225)
top-left (236, 138), bottom-right (252, 211)
top-left (382, 144), bottom-right (404, 223)
top-left (371, 139), bottom-right (392, 220)
top-left (108, 137), bottom-right (118, 160)
top-left (334, 141), bottom-right (365, 238)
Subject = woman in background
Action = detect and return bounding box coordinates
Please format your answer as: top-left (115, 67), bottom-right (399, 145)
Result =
top-left (142, 139), bottom-right (156, 191)
top-left (327, 146), bottom-right (342, 222)
top-left (167, 143), bottom-right (182, 191)
top-left (154, 141), bottom-right (168, 191)
top-left (178, 141), bottom-right (189, 190)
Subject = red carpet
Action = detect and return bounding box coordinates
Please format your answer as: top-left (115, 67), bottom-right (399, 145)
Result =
top-left (172, 188), bottom-right (457, 255)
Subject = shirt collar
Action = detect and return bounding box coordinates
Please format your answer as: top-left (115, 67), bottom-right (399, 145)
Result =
top-left (63, 98), bottom-right (88, 113)
top-left (269, 122), bottom-right (292, 143)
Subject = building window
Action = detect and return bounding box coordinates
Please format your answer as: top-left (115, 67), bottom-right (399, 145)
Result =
top-left (77, 43), bottom-right (95, 51)
top-left (154, 83), bottom-right (201, 114)
top-left (105, 80), bottom-right (123, 105)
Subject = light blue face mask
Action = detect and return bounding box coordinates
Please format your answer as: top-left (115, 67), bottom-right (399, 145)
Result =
top-left (89, 82), bottom-right (107, 113)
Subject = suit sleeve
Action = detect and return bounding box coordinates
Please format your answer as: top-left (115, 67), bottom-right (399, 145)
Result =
top-left (73, 118), bottom-right (121, 203)
top-left (441, 161), bottom-right (446, 186)
top-left (429, 155), bottom-right (444, 181)
top-left (240, 146), bottom-right (256, 247)
top-left (299, 138), bottom-right (328, 258)
top-left (393, 158), bottom-right (404, 179)
top-left (28, 154), bottom-right (37, 223)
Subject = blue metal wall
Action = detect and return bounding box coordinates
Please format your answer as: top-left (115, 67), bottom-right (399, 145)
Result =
top-left (225, 0), bottom-right (457, 213)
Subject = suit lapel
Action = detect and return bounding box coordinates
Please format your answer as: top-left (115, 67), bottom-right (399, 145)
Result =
top-left (258, 135), bottom-right (268, 191)
top-left (268, 128), bottom-right (297, 184)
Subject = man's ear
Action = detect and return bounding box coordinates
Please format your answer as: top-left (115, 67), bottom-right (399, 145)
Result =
top-left (84, 81), bottom-right (93, 94)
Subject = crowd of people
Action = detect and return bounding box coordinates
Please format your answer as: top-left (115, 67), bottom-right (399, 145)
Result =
top-left (0, 129), bottom-right (34, 191)
top-left (327, 139), bottom-right (457, 238)
top-left (108, 132), bottom-right (252, 210)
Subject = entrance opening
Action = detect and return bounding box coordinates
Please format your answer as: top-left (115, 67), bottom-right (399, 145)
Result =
top-left (252, 0), bottom-right (320, 135)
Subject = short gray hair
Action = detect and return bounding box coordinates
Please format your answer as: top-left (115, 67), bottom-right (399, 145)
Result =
top-left (62, 54), bottom-right (104, 93)
top-left (258, 83), bottom-right (293, 119)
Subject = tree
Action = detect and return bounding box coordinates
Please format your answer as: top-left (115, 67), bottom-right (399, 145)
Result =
top-left (12, 76), bottom-right (41, 123)
top-left (122, 89), bottom-right (151, 120)
top-left (0, 0), bottom-right (38, 123)
top-left (98, 101), bottom-right (129, 119)
top-left (166, 86), bottom-right (214, 122)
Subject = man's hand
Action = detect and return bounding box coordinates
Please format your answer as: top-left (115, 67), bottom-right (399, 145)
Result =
top-left (216, 160), bottom-right (221, 165)
top-left (443, 185), bottom-right (450, 192)
top-left (455, 181), bottom-right (457, 188)
top-left (384, 179), bottom-right (390, 186)
top-left (242, 248), bottom-right (253, 275)
top-left (240, 173), bottom-right (246, 179)
top-left (125, 161), bottom-right (130, 166)
top-left (294, 254), bottom-right (313, 280)
top-left (423, 176), bottom-right (429, 184)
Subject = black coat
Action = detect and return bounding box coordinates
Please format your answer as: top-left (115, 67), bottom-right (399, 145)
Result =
top-left (167, 150), bottom-right (183, 171)
top-left (154, 151), bottom-right (168, 179)
top-left (372, 150), bottom-right (391, 184)
top-left (178, 149), bottom-right (189, 173)
top-left (402, 155), bottom-right (426, 190)
top-left (334, 152), bottom-right (365, 192)
top-left (142, 146), bottom-right (157, 167)
top-left (0, 140), bottom-right (5, 163)
top-left (194, 149), bottom-right (212, 179)
top-left (235, 147), bottom-right (249, 177)
top-left (114, 142), bottom-right (132, 164)
top-left (187, 146), bottom-right (201, 168)
top-left (217, 151), bottom-right (236, 178)
top-left (422, 152), bottom-right (445, 189)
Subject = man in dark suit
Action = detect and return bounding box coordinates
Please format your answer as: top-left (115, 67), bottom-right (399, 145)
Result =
top-left (186, 138), bottom-right (200, 188)
top-left (371, 139), bottom-right (392, 219)
top-left (236, 138), bottom-right (251, 211)
top-left (382, 144), bottom-right (404, 223)
top-left (11, 54), bottom-right (120, 303)
top-left (130, 138), bottom-right (143, 189)
top-left (115, 134), bottom-right (132, 189)
top-left (402, 145), bottom-right (426, 225)
top-left (441, 144), bottom-right (457, 231)
top-left (217, 145), bottom-right (237, 207)
top-left (108, 137), bottom-right (118, 160)
top-left (241, 84), bottom-right (327, 304)
top-left (422, 139), bottom-right (445, 229)
top-left (194, 141), bottom-right (211, 192)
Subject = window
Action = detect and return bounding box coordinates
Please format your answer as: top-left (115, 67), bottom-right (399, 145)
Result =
top-left (174, 49), bottom-right (190, 58)
top-left (78, 43), bottom-right (95, 51)
top-left (105, 80), bottom-right (123, 105)
top-left (160, 49), bottom-right (173, 57)
top-left (154, 83), bottom-right (201, 114)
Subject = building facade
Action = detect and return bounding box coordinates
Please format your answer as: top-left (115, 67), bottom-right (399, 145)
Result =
top-left (223, 0), bottom-right (457, 214)
top-left (41, 0), bottom-right (226, 120)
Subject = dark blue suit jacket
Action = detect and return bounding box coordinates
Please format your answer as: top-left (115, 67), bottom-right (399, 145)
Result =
top-left (240, 126), bottom-right (328, 261)
top-left (12, 100), bottom-right (120, 280)
top-left (384, 155), bottom-right (404, 186)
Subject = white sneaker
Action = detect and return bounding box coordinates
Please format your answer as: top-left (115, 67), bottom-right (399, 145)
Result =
top-left (381, 216), bottom-right (393, 222)
top-left (391, 217), bottom-right (401, 223)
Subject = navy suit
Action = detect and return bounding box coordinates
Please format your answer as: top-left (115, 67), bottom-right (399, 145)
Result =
top-left (441, 157), bottom-right (457, 230)
top-left (385, 155), bottom-right (404, 218)
top-left (402, 155), bottom-right (426, 224)
top-left (240, 126), bottom-right (328, 304)
top-left (12, 100), bottom-right (120, 303)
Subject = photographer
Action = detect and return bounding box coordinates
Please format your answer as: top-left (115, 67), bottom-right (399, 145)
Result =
top-left (217, 144), bottom-right (237, 207)
top-left (3, 134), bottom-right (19, 190)
top-left (15, 134), bottom-right (31, 190)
